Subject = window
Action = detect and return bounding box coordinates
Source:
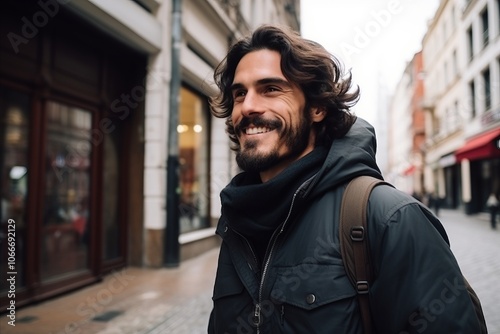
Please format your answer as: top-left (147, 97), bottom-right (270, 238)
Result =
top-left (444, 61), bottom-right (449, 86)
top-left (467, 26), bottom-right (474, 61)
top-left (452, 100), bottom-right (460, 131)
top-left (452, 50), bottom-right (458, 78)
top-left (451, 5), bottom-right (456, 30)
top-left (469, 80), bottom-right (476, 118)
top-left (432, 114), bottom-right (440, 137)
top-left (178, 86), bottom-right (210, 233)
top-left (482, 67), bottom-right (491, 111)
top-left (497, 0), bottom-right (500, 37)
top-left (481, 7), bottom-right (489, 47)
top-left (42, 101), bottom-right (92, 281)
top-left (443, 20), bottom-right (447, 43)
top-left (0, 87), bottom-right (30, 290)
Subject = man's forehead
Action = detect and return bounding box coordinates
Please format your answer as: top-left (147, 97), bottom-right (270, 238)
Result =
top-left (232, 50), bottom-right (289, 86)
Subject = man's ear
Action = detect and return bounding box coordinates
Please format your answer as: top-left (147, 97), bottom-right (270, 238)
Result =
top-left (310, 107), bottom-right (326, 123)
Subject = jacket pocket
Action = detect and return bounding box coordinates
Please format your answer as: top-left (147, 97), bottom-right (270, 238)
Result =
top-left (212, 264), bottom-right (245, 300)
top-left (270, 263), bottom-right (356, 310)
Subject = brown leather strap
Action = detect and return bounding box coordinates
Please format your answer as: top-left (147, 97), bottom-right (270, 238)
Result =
top-left (340, 176), bottom-right (390, 334)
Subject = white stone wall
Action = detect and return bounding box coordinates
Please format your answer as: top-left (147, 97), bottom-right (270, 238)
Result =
top-left (143, 1), bottom-right (172, 232)
top-left (387, 64), bottom-right (413, 193)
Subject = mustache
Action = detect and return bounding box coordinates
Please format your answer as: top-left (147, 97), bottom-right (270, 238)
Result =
top-left (234, 116), bottom-right (282, 135)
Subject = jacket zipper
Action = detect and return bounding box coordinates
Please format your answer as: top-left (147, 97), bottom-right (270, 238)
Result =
top-left (253, 176), bottom-right (314, 333)
top-left (232, 229), bottom-right (260, 274)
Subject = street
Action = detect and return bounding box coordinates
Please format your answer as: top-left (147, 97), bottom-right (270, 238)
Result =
top-left (437, 209), bottom-right (500, 333)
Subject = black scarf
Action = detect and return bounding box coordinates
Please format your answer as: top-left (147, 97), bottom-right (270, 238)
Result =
top-left (220, 147), bottom-right (328, 263)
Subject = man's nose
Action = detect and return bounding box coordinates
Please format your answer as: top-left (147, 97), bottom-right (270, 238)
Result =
top-left (240, 91), bottom-right (264, 117)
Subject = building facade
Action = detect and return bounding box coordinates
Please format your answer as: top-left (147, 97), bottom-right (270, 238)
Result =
top-left (387, 55), bottom-right (418, 194)
top-left (0, 0), bottom-right (300, 310)
top-left (386, 51), bottom-right (427, 199)
top-left (403, 0), bottom-right (500, 214)
top-left (422, 0), bottom-right (465, 209)
top-left (458, 0), bottom-right (500, 213)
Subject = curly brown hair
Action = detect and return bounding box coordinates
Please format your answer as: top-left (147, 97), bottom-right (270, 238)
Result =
top-left (210, 24), bottom-right (359, 150)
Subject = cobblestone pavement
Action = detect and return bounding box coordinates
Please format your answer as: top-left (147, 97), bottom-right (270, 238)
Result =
top-left (1, 248), bottom-right (219, 334)
top-left (3, 209), bottom-right (498, 334)
top-left (437, 209), bottom-right (500, 334)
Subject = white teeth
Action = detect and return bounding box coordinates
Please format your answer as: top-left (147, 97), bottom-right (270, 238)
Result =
top-left (246, 127), bottom-right (271, 135)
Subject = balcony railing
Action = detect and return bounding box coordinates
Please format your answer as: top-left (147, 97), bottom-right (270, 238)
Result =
top-left (215, 0), bottom-right (250, 34)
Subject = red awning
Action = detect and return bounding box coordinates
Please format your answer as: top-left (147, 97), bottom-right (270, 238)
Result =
top-left (455, 127), bottom-right (500, 162)
top-left (402, 165), bottom-right (416, 176)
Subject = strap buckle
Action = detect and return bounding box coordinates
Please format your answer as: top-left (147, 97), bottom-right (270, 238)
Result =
top-left (356, 281), bottom-right (369, 295)
top-left (350, 226), bottom-right (365, 241)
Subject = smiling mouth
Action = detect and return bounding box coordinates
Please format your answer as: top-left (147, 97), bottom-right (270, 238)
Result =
top-left (245, 127), bottom-right (273, 135)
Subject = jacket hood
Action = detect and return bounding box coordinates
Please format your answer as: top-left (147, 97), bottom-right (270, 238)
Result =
top-left (304, 117), bottom-right (383, 199)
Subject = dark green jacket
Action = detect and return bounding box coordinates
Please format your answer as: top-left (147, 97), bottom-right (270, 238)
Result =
top-left (208, 118), bottom-right (482, 333)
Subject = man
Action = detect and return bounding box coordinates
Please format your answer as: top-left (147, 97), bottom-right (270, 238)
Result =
top-left (208, 25), bottom-right (483, 333)
top-left (487, 192), bottom-right (499, 229)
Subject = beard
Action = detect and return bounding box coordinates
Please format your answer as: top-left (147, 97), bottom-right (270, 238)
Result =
top-left (235, 112), bottom-right (311, 173)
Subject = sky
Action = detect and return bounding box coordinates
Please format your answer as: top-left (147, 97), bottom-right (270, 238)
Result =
top-left (300, 0), bottom-right (441, 124)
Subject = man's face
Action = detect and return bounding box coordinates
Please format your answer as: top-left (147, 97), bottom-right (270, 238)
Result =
top-left (230, 49), bottom-right (322, 181)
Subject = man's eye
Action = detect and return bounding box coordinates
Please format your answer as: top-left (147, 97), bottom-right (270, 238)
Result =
top-left (265, 86), bottom-right (279, 93)
top-left (233, 91), bottom-right (246, 99)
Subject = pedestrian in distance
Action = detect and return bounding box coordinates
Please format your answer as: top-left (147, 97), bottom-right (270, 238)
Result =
top-left (429, 191), bottom-right (441, 217)
top-left (486, 192), bottom-right (499, 229)
top-left (208, 24), bottom-right (486, 333)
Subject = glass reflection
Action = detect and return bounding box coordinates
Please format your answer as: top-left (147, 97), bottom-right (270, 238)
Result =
top-left (0, 87), bottom-right (29, 290)
top-left (42, 101), bottom-right (91, 280)
top-left (179, 87), bottom-right (209, 233)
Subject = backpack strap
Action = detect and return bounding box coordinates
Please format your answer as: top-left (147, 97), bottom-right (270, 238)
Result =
top-left (340, 176), bottom-right (391, 334)
top-left (340, 176), bottom-right (487, 334)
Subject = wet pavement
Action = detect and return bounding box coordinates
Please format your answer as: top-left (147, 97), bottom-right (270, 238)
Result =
top-left (1, 248), bottom-right (218, 334)
top-left (1, 208), bottom-right (499, 333)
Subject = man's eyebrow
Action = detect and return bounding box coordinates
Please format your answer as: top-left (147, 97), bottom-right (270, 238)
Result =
top-left (230, 77), bottom-right (292, 92)
top-left (256, 77), bottom-right (292, 88)
top-left (230, 82), bottom-right (245, 93)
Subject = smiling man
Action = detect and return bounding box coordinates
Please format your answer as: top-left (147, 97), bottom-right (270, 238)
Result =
top-left (208, 25), bottom-right (485, 333)
top-left (230, 49), bottom-right (323, 181)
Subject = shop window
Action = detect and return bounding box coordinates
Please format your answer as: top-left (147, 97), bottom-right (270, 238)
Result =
top-left (0, 87), bottom-right (29, 290)
top-left (41, 101), bottom-right (91, 280)
top-left (178, 87), bottom-right (210, 233)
